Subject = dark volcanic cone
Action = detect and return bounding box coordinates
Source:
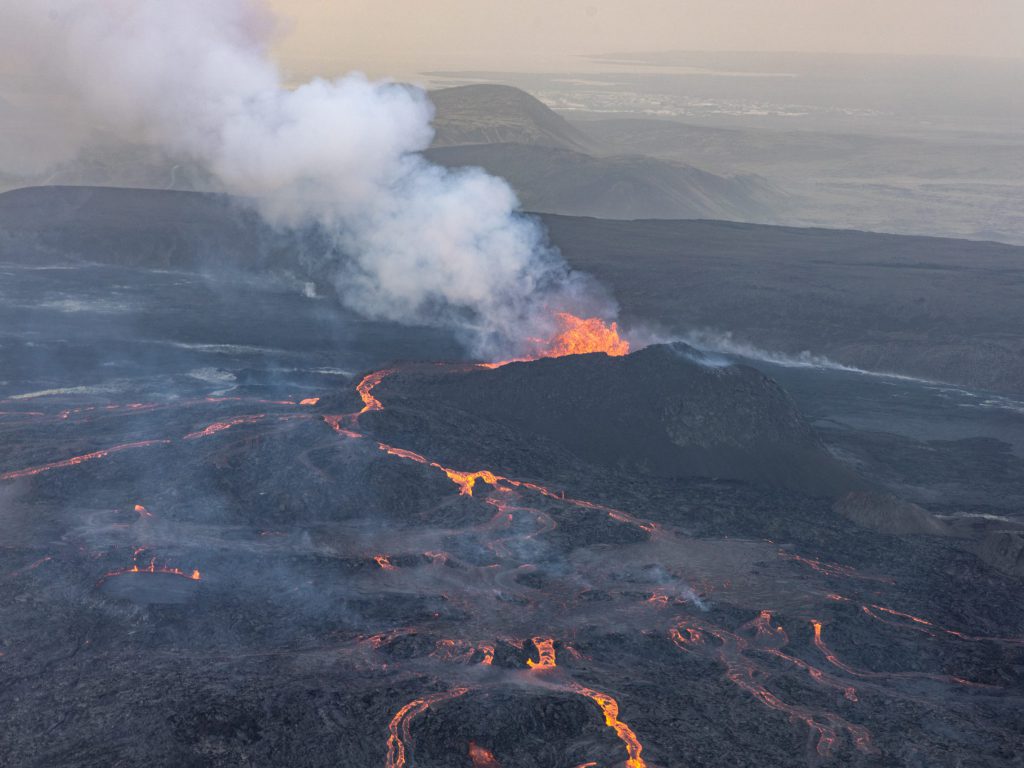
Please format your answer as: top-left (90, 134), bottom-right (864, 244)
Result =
top-left (376, 343), bottom-right (862, 496)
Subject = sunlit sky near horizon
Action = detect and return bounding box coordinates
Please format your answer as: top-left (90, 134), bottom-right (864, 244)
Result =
top-left (268, 0), bottom-right (1024, 79)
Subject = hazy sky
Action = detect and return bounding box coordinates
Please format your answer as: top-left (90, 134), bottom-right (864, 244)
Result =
top-left (269, 0), bottom-right (1024, 78)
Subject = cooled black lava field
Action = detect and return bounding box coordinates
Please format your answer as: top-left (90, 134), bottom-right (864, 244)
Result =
top-left (1, 262), bottom-right (1023, 768)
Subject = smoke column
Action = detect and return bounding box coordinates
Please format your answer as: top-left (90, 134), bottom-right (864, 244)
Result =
top-left (0, 0), bottom-right (613, 356)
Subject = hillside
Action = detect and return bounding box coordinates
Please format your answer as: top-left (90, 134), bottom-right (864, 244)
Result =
top-left (428, 84), bottom-right (596, 152)
top-left (427, 85), bottom-right (783, 223)
top-left (425, 143), bottom-right (778, 222)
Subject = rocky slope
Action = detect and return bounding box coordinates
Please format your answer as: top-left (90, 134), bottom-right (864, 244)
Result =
top-left (373, 344), bottom-right (861, 495)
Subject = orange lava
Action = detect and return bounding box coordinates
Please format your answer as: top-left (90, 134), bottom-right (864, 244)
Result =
top-left (468, 742), bottom-right (502, 768)
top-left (521, 637), bottom-right (645, 767)
top-left (299, 397), bottom-right (320, 406)
top-left (376, 439), bottom-right (656, 533)
top-left (778, 550), bottom-right (894, 584)
top-left (99, 556), bottom-right (202, 585)
top-left (386, 688), bottom-right (469, 768)
top-left (479, 644), bottom-right (495, 665)
top-left (323, 415), bottom-right (363, 438)
top-left (134, 504), bottom-right (153, 518)
top-left (183, 414), bottom-right (267, 440)
top-left (443, 468), bottom-right (502, 497)
top-left (431, 639), bottom-right (475, 663)
top-left (1, 440), bottom-right (171, 481)
top-left (742, 613), bottom-right (858, 702)
top-left (811, 619), bottom-right (990, 687)
top-left (570, 684), bottom-right (647, 768)
top-left (485, 313), bottom-right (630, 367)
top-left (331, 366), bottom-right (657, 535)
top-left (542, 313), bottom-right (630, 358)
top-left (374, 554), bottom-right (397, 571)
top-left (671, 615), bottom-right (874, 758)
top-left (527, 636), bottom-right (557, 670)
top-left (830, 596), bottom-right (1024, 646)
top-left (357, 369), bottom-right (394, 414)
top-left (5, 555), bottom-right (53, 580)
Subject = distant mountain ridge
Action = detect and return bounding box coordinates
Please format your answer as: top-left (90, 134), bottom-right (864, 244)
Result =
top-left (429, 84), bottom-right (596, 153)
top-left (0, 83), bottom-right (785, 225)
top-left (426, 142), bottom-right (778, 221)
top-left (427, 84), bottom-right (782, 223)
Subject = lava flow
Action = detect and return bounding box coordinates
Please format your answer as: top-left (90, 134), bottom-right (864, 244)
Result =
top-left (0, 440), bottom-right (171, 481)
top-left (183, 414), bottom-right (268, 440)
top-left (385, 687), bottom-right (470, 768)
top-left (4, 555), bottom-right (53, 581)
top-left (526, 636), bottom-right (557, 670)
top-left (375, 441), bottom-right (657, 533)
top-left (357, 369), bottom-right (394, 414)
top-left (98, 556), bottom-right (201, 585)
top-left (569, 684), bottom-right (647, 768)
top-left (811, 619), bottom-right (991, 687)
top-left (671, 614), bottom-right (874, 759)
top-left (827, 594), bottom-right (1024, 646)
top-left (524, 637), bottom-right (647, 768)
top-left (778, 551), bottom-right (894, 584)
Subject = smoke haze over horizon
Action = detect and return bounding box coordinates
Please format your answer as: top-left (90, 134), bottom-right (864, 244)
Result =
top-left (267, 0), bottom-right (1024, 81)
top-left (0, 0), bottom-right (614, 358)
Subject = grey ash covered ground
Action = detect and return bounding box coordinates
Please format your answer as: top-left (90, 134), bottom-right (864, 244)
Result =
top-left (0, 257), bottom-right (1022, 767)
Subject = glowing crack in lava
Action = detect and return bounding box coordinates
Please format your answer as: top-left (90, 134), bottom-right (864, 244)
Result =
top-left (527, 637), bottom-right (647, 768)
top-left (569, 685), bottom-right (647, 768)
top-left (810, 620), bottom-right (990, 687)
top-left (385, 688), bottom-right (469, 768)
top-left (5, 555), bottom-right (53, 580)
top-left (467, 742), bottom-right (502, 767)
top-left (183, 414), bottom-right (268, 440)
top-left (484, 313), bottom-right (630, 368)
top-left (827, 594), bottom-right (1024, 646)
top-left (777, 551), bottom-right (894, 584)
top-left (376, 441), bottom-right (656, 533)
top-left (98, 556), bottom-right (201, 585)
top-left (0, 440), bottom-right (171, 481)
top-left (671, 615), bottom-right (874, 759)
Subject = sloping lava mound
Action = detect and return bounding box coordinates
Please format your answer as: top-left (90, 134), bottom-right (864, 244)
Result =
top-left (374, 344), bottom-right (860, 495)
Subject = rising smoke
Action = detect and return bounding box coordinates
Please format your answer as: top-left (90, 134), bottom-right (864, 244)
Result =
top-left (0, 0), bottom-right (613, 357)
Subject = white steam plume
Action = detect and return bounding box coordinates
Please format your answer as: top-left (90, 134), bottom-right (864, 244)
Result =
top-left (0, 0), bottom-right (613, 356)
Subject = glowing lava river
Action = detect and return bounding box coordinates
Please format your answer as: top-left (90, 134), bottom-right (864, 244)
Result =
top-left (1, 301), bottom-right (1022, 767)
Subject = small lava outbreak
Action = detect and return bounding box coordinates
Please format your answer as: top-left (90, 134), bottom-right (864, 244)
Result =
top-left (484, 313), bottom-right (630, 367)
top-left (535, 313), bottom-right (630, 359)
